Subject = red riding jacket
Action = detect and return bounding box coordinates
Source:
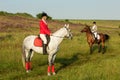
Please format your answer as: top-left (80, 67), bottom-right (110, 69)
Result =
top-left (39, 20), bottom-right (51, 35)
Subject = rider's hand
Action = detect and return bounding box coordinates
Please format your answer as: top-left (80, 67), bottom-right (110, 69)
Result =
top-left (50, 33), bottom-right (52, 36)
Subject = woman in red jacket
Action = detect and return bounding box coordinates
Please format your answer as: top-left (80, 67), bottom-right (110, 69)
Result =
top-left (39, 12), bottom-right (51, 55)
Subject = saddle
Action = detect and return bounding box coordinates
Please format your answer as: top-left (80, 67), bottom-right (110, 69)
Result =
top-left (92, 33), bottom-right (100, 40)
top-left (34, 35), bottom-right (50, 47)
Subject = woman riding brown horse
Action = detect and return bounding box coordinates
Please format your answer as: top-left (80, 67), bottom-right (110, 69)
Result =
top-left (81, 25), bottom-right (109, 54)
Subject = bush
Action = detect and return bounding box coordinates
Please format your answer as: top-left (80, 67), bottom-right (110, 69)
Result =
top-left (15, 13), bottom-right (33, 18)
top-left (65, 19), bottom-right (69, 22)
top-left (0, 11), bottom-right (33, 18)
top-left (0, 11), bottom-right (13, 16)
top-left (0, 11), bottom-right (53, 20)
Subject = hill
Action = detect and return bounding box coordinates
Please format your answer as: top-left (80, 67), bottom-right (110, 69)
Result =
top-left (0, 15), bottom-right (38, 32)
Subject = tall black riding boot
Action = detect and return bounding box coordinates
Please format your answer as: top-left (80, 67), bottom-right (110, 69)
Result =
top-left (43, 44), bottom-right (47, 55)
top-left (95, 38), bottom-right (97, 43)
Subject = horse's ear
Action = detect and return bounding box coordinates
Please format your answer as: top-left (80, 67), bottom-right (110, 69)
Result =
top-left (66, 24), bottom-right (69, 28)
top-left (64, 24), bottom-right (67, 27)
top-left (64, 24), bottom-right (69, 28)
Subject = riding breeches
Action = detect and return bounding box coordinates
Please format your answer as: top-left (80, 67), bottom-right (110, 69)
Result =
top-left (40, 34), bottom-right (47, 44)
top-left (93, 32), bottom-right (97, 38)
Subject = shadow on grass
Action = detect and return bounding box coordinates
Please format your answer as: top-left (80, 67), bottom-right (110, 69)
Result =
top-left (55, 53), bottom-right (79, 73)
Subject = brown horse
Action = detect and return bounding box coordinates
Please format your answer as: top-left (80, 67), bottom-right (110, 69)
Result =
top-left (81, 25), bottom-right (109, 54)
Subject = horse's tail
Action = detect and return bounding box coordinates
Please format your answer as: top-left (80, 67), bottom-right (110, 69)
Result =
top-left (22, 44), bottom-right (26, 68)
top-left (104, 34), bottom-right (110, 41)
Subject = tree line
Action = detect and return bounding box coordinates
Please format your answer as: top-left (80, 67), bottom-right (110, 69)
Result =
top-left (0, 11), bottom-right (52, 20)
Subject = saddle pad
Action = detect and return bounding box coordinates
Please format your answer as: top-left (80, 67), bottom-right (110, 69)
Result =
top-left (97, 34), bottom-right (100, 40)
top-left (34, 37), bottom-right (42, 47)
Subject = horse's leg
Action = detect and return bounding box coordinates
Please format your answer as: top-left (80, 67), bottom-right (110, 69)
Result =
top-left (25, 49), bottom-right (33, 72)
top-left (47, 54), bottom-right (53, 76)
top-left (102, 42), bottom-right (105, 54)
top-left (51, 54), bottom-right (56, 75)
top-left (47, 50), bottom-right (57, 76)
top-left (98, 43), bottom-right (101, 53)
top-left (89, 43), bottom-right (93, 54)
top-left (29, 50), bottom-right (34, 70)
top-left (90, 46), bottom-right (92, 54)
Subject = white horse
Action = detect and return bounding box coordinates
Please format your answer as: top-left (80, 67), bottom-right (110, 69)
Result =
top-left (22, 24), bottom-right (72, 76)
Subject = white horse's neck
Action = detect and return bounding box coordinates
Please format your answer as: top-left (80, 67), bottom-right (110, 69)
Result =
top-left (53, 27), bottom-right (67, 38)
top-left (49, 27), bottom-right (67, 48)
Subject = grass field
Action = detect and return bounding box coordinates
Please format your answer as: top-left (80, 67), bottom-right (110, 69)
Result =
top-left (0, 15), bottom-right (120, 80)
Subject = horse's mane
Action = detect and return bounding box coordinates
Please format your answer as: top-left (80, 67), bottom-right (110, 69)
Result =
top-left (52, 27), bottom-right (64, 35)
top-left (85, 24), bottom-right (92, 32)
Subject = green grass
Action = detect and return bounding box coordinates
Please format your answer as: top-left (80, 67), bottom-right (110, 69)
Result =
top-left (0, 19), bottom-right (120, 80)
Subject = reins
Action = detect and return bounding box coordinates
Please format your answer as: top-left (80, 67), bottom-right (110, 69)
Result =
top-left (51, 35), bottom-right (68, 38)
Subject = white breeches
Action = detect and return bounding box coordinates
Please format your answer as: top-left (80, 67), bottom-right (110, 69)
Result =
top-left (40, 34), bottom-right (47, 44)
top-left (93, 32), bottom-right (97, 38)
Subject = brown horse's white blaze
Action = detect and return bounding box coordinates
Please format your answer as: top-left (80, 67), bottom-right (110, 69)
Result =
top-left (22, 24), bottom-right (72, 75)
top-left (81, 25), bottom-right (109, 54)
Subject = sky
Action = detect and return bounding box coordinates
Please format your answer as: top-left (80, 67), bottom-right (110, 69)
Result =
top-left (0, 0), bottom-right (120, 20)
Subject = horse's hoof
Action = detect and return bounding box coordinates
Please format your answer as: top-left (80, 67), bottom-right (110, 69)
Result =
top-left (98, 51), bottom-right (101, 53)
top-left (26, 70), bottom-right (29, 73)
top-left (26, 70), bottom-right (31, 73)
top-left (52, 72), bottom-right (56, 75)
top-left (48, 73), bottom-right (51, 76)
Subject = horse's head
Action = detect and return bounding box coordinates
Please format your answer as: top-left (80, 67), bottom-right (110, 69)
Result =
top-left (64, 24), bottom-right (73, 40)
top-left (81, 24), bottom-right (91, 33)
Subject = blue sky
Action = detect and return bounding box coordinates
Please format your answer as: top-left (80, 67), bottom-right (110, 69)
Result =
top-left (0, 0), bottom-right (120, 20)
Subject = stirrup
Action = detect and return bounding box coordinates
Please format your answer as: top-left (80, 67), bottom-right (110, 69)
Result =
top-left (95, 38), bottom-right (98, 42)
